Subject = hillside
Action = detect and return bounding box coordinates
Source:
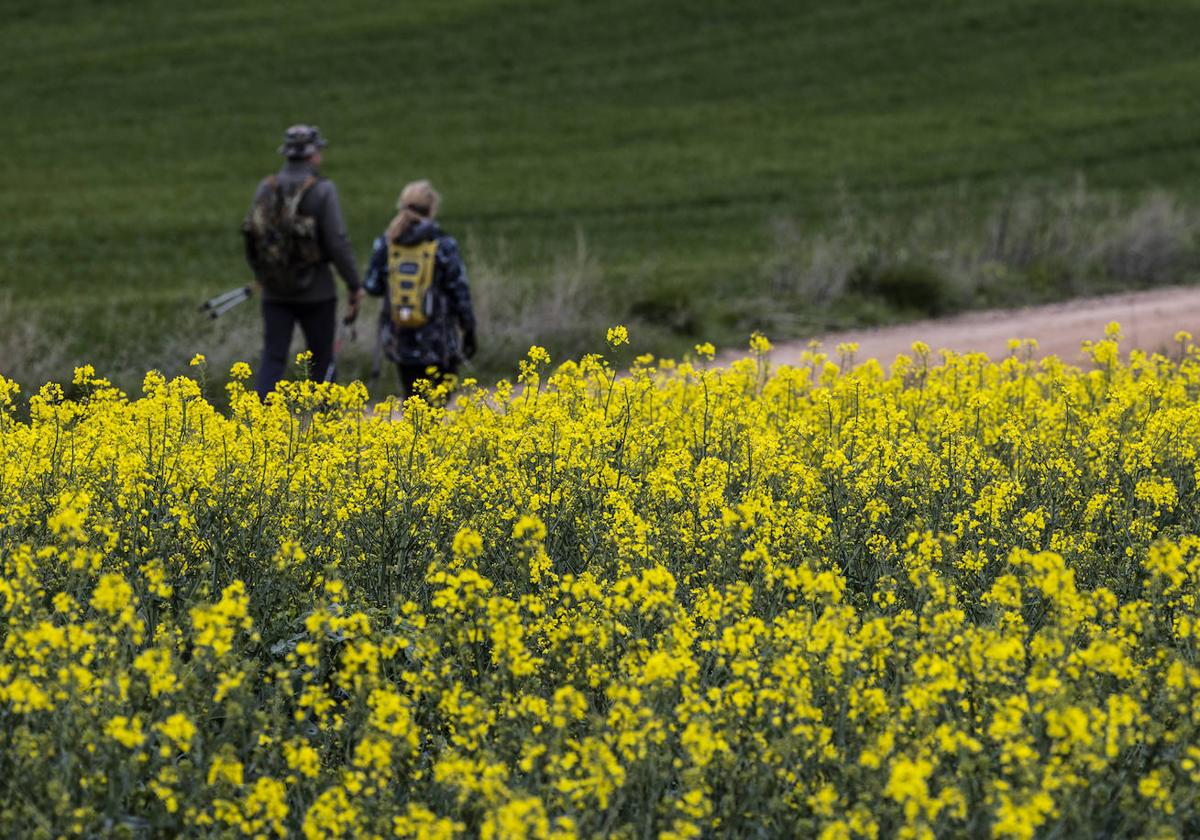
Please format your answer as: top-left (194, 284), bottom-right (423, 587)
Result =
top-left (3, 0), bottom-right (1198, 392)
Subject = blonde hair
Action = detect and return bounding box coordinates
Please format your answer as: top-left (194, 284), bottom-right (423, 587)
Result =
top-left (386, 179), bottom-right (441, 242)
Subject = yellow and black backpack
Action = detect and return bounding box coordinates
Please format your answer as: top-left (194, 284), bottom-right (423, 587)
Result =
top-left (386, 240), bottom-right (439, 328)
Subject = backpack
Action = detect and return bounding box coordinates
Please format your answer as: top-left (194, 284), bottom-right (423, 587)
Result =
top-left (242, 175), bottom-right (323, 294)
top-left (386, 239), bottom-right (439, 328)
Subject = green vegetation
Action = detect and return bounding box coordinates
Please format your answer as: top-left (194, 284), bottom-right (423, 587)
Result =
top-left (3, 0), bottom-right (1199, 395)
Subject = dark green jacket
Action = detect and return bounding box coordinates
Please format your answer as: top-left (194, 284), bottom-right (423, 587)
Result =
top-left (248, 160), bottom-right (361, 303)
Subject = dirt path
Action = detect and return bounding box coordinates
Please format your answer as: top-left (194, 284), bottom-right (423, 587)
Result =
top-left (378, 287), bottom-right (1200, 413)
top-left (724, 285), bottom-right (1200, 369)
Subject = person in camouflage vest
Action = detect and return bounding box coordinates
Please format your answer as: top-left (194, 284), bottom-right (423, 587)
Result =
top-left (246, 124), bottom-right (364, 399)
top-left (364, 180), bottom-right (477, 399)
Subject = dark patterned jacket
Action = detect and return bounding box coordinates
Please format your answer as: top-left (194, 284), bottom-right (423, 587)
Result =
top-left (364, 220), bottom-right (475, 368)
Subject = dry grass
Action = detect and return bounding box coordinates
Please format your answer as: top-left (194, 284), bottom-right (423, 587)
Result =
top-left (1097, 191), bottom-right (1197, 288)
top-left (467, 228), bottom-right (612, 374)
top-left (763, 180), bottom-right (1200, 318)
top-left (0, 295), bottom-right (70, 392)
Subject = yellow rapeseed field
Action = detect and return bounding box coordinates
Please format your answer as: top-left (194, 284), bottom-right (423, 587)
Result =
top-left (1, 324), bottom-right (1199, 838)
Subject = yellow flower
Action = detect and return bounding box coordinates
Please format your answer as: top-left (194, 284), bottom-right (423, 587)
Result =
top-left (156, 713), bottom-right (196, 754)
top-left (214, 670), bottom-right (246, 703)
top-left (190, 580), bottom-right (252, 658)
top-left (452, 527), bottom-right (484, 561)
top-left (134, 647), bottom-right (179, 697)
top-left (243, 777), bottom-right (289, 837)
top-left (302, 786), bottom-right (358, 840)
top-left (105, 715), bottom-right (145, 750)
top-left (207, 753), bottom-right (244, 787)
top-left (606, 325), bottom-right (630, 348)
top-left (749, 332), bottom-right (773, 354)
top-left (884, 755), bottom-right (934, 822)
top-left (229, 361), bottom-right (253, 381)
top-left (284, 739), bottom-right (322, 780)
top-left (393, 803), bottom-right (464, 839)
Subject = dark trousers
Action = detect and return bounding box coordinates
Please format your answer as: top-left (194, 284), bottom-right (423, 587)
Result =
top-left (257, 298), bottom-right (338, 399)
top-left (397, 362), bottom-right (458, 401)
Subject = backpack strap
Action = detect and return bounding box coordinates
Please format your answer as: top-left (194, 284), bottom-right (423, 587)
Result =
top-left (285, 175), bottom-right (318, 216)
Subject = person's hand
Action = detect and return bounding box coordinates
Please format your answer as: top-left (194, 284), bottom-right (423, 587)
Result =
top-left (344, 287), bottom-right (365, 324)
top-left (462, 328), bottom-right (477, 360)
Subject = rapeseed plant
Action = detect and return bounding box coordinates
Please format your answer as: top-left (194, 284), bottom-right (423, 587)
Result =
top-left (0, 332), bottom-right (1199, 835)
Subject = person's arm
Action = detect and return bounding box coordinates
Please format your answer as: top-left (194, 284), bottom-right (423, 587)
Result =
top-left (438, 236), bottom-right (476, 357)
top-left (316, 181), bottom-right (362, 292)
top-left (363, 236), bottom-right (389, 297)
top-left (315, 180), bottom-right (363, 319)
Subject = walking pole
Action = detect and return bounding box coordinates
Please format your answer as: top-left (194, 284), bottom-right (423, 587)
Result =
top-left (366, 298), bottom-right (390, 392)
top-left (369, 323), bottom-right (385, 385)
top-left (324, 322), bottom-right (349, 383)
top-left (200, 286), bottom-right (252, 319)
top-left (211, 294), bottom-right (247, 318)
top-left (324, 304), bottom-right (361, 383)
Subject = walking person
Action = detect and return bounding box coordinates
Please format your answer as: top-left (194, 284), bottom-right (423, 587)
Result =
top-left (364, 180), bottom-right (477, 399)
top-left (243, 124), bottom-right (364, 399)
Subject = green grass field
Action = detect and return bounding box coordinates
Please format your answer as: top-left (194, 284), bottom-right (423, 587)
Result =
top-left (3, 0), bottom-right (1199, 394)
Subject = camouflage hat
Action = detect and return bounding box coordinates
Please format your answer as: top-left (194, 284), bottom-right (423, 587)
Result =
top-left (278, 124), bottom-right (328, 159)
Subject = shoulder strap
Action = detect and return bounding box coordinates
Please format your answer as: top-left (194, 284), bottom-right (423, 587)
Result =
top-left (286, 175), bottom-right (318, 215)
top-left (255, 174), bottom-right (279, 204)
top-left (421, 238), bottom-right (444, 290)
